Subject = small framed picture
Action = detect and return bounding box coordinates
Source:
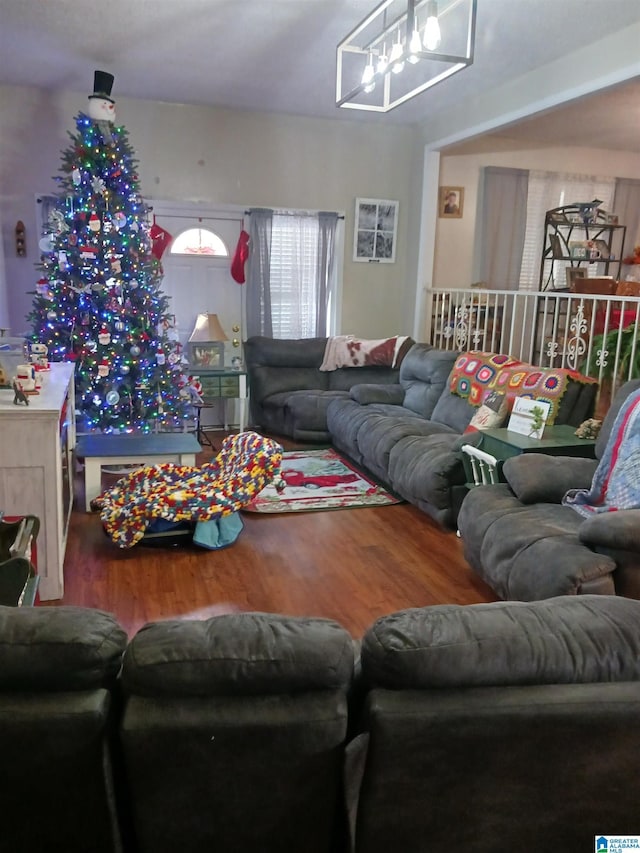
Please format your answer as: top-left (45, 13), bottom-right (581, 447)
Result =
top-left (353, 198), bottom-right (399, 263)
top-left (439, 186), bottom-right (464, 219)
top-left (605, 213), bottom-right (619, 225)
top-left (566, 267), bottom-right (587, 290)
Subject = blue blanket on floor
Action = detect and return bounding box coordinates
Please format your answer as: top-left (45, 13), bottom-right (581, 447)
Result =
top-left (563, 389), bottom-right (640, 517)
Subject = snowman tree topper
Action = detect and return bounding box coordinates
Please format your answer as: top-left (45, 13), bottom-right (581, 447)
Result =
top-left (87, 70), bottom-right (116, 124)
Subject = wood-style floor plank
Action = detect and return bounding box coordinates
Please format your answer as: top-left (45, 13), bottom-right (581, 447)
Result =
top-left (51, 434), bottom-right (497, 637)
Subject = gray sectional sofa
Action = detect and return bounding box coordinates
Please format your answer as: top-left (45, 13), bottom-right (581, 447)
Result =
top-left (5, 597), bottom-right (640, 852)
top-left (245, 336), bottom-right (597, 528)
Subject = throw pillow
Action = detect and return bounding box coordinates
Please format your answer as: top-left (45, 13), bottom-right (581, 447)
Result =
top-left (463, 391), bottom-right (508, 434)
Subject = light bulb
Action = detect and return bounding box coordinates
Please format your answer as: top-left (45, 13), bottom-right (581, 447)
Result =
top-left (408, 26), bottom-right (422, 63)
top-left (376, 45), bottom-right (388, 74)
top-left (361, 52), bottom-right (376, 92)
top-left (423, 1), bottom-right (441, 50)
top-left (389, 35), bottom-right (404, 74)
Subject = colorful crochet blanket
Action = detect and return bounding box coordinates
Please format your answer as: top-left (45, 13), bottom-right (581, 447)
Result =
top-left (563, 389), bottom-right (640, 516)
top-left (449, 351), bottom-right (597, 425)
top-left (93, 431), bottom-right (283, 549)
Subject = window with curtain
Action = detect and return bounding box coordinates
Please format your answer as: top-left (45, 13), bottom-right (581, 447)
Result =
top-left (270, 214), bottom-right (322, 338)
top-left (246, 209), bottom-right (340, 339)
top-left (519, 171), bottom-right (615, 291)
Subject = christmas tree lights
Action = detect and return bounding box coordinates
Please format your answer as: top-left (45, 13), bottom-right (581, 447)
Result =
top-left (27, 72), bottom-right (188, 433)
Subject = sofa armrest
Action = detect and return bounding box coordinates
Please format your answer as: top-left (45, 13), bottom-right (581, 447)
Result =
top-left (503, 454), bottom-right (598, 504)
top-left (580, 510), bottom-right (640, 551)
top-left (350, 383), bottom-right (405, 405)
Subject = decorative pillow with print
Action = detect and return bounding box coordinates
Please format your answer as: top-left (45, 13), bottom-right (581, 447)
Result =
top-left (464, 391), bottom-right (509, 434)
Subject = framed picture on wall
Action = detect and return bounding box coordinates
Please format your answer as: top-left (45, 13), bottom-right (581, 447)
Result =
top-left (353, 198), bottom-right (399, 263)
top-left (439, 186), bottom-right (464, 219)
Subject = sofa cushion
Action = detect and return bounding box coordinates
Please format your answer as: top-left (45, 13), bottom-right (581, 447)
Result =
top-left (286, 390), bottom-right (350, 431)
top-left (503, 454), bottom-right (598, 504)
top-left (0, 606), bottom-right (127, 691)
top-left (122, 612), bottom-right (354, 697)
top-left (399, 345), bottom-right (459, 419)
top-left (429, 385), bottom-right (476, 432)
top-left (361, 596), bottom-right (640, 689)
top-left (245, 335), bottom-right (328, 368)
top-left (579, 509), bottom-right (640, 551)
top-left (350, 383), bottom-right (405, 405)
top-left (328, 366), bottom-right (401, 391)
top-left (388, 433), bottom-right (465, 516)
top-left (356, 416), bottom-right (451, 483)
top-left (251, 366), bottom-right (330, 404)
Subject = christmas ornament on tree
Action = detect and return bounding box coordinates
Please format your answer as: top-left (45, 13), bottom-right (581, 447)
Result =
top-left (27, 69), bottom-right (188, 433)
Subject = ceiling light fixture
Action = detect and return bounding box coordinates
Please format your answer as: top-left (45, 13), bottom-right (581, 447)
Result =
top-left (336, 0), bottom-right (477, 113)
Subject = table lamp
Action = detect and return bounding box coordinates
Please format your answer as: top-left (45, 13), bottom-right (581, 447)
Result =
top-left (188, 313), bottom-right (228, 368)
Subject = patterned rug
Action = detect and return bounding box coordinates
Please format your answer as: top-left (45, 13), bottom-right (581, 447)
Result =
top-left (243, 448), bottom-right (401, 513)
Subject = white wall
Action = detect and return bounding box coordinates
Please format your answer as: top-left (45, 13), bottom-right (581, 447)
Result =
top-left (0, 84), bottom-right (420, 339)
top-left (434, 141), bottom-right (640, 292)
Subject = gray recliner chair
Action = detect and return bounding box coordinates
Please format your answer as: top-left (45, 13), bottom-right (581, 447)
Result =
top-left (120, 611), bottom-right (355, 853)
top-left (347, 596), bottom-right (640, 853)
top-left (457, 379), bottom-right (640, 600)
top-left (0, 605), bottom-right (128, 851)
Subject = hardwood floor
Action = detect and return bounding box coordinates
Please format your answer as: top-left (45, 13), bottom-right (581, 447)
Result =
top-left (53, 434), bottom-right (497, 638)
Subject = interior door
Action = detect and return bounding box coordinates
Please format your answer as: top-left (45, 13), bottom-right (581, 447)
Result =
top-left (153, 205), bottom-right (245, 364)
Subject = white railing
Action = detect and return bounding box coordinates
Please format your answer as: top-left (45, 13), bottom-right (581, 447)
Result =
top-left (424, 287), bottom-right (640, 405)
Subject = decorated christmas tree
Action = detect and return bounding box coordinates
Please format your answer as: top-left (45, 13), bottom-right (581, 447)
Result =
top-left (28, 71), bottom-right (188, 433)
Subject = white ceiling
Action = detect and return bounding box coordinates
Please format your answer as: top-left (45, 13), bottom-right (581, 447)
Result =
top-left (0, 0), bottom-right (639, 151)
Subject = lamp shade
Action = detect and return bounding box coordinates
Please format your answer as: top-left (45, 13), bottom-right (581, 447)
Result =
top-left (188, 313), bottom-right (229, 343)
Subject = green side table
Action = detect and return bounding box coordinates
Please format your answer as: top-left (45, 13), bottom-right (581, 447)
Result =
top-left (480, 424), bottom-right (596, 464)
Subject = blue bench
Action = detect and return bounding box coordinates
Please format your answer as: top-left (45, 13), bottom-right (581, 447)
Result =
top-left (75, 433), bottom-right (202, 512)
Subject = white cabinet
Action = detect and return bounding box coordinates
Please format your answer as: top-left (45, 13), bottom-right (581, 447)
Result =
top-left (0, 363), bottom-right (75, 600)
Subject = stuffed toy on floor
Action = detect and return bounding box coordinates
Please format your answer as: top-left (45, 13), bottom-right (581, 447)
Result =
top-left (93, 431), bottom-right (283, 549)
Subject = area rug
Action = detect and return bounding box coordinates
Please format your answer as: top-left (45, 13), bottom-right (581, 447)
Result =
top-left (243, 448), bottom-right (402, 513)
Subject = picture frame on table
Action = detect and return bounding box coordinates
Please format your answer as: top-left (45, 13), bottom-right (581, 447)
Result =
top-left (566, 267), bottom-right (587, 290)
top-left (353, 198), bottom-right (399, 263)
top-left (439, 186), bottom-right (464, 219)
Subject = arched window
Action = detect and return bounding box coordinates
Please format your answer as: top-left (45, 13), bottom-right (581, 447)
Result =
top-left (170, 227), bottom-right (229, 256)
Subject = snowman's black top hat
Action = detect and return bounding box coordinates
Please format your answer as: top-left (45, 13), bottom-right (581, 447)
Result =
top-left (88, 70), bottom-right (115, 103)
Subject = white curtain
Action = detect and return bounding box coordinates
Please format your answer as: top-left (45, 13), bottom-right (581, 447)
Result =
top-left (479, 167), bottom-right (529, 290)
